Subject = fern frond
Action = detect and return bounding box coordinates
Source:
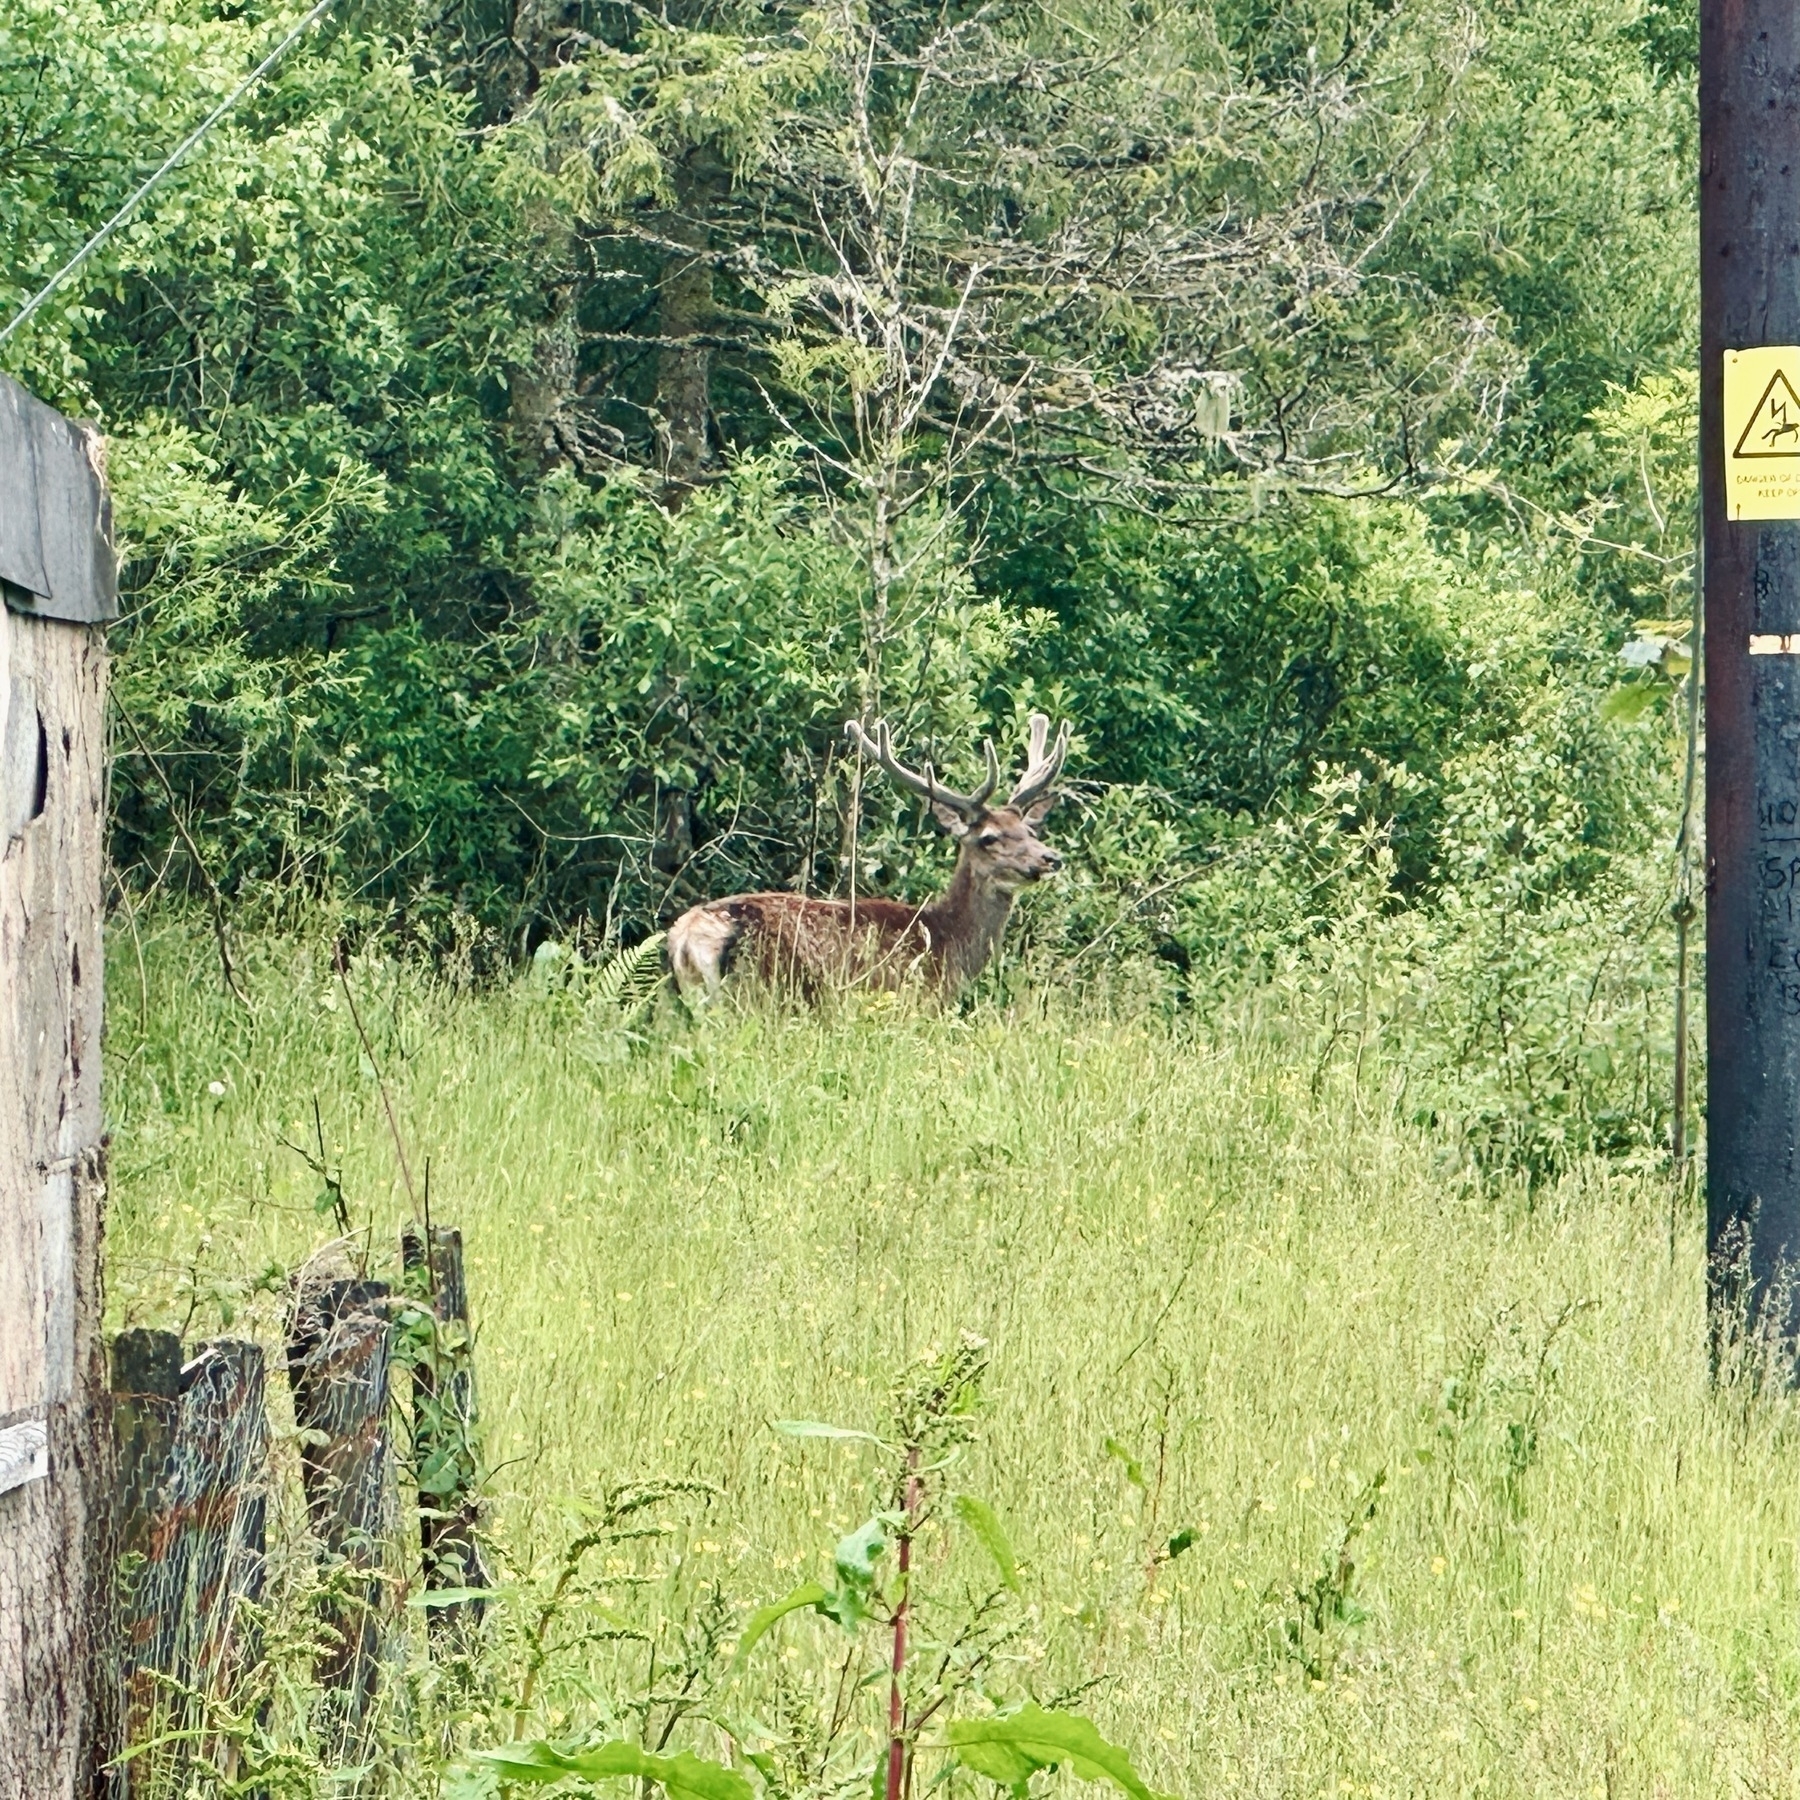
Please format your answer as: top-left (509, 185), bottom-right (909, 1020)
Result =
top-left (588, 932), bottom-right (668, 1018)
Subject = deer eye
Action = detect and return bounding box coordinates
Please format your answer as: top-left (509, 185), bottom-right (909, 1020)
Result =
top-left (977, 832), bottom-right (999, 847)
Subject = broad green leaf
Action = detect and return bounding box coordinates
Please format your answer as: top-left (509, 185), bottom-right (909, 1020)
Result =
top-left (772, 1420), bottom-right (885, 1446)
top-left (731, 1582), bottom-right (829, 1670)
top-left (817, 1582), bottom-right (871, 1631)
top-left (835, 1516), bottom-right (889, 1585)
top-left (952, 1495), bottom-right (1019, 1590)
top-left (947, 1705), bottom-right (1173, 1800)
top-left (408, 1586), bottom-right (512, 1609)
top-left (1103, 1437), bottom-right (1145, 1490)
top-left (1601, 682), bottom-right (1661, 723)
top-left (810, 1516), bottom-right (893, 1630)
top-left (1164, 1528), bottom-right (1198, 1561)
top-left (470, 1742), bottom-right (572, 1784)
top-left (472, 1739), bottom-right (756, 1800)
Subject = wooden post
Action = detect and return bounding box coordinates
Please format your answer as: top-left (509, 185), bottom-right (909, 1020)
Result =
top-left (106, 1329), bottom-right (182, 1797)
top-left (104, 1334), bottom-right (268, 1795)
top-left (401, 1225), bottom-right (489, 1639)
top-left (0, 374), bottom-right (115, 1800)
top-left (1702, 0), bottom-right (1800, 1355)
top-left (170, 1342), bottom-right (268, 1720)
top-left (286, 1277), bottom-right (392, 1738)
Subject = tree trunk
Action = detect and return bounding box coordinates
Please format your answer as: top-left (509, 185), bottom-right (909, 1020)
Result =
top-left (510, 288), bottom-right (581, 468)
top-left (655, 240), bottom-right (716, 485)
top-left (654, 155), bottom-right (725, 492)
top-left (495, 0), bottom-right (587, 464)
top-left (866, 468), bottom-right (897, 717)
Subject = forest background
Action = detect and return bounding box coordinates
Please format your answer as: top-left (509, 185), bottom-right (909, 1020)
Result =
top-left (3, 0), bottom-right (1701, 1176)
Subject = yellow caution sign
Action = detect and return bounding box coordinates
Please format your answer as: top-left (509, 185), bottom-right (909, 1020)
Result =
top-left (1726, 347), bottom-right (1800, 519)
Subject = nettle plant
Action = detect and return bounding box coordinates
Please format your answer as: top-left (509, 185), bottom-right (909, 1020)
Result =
top-left (461, 1338), bottom-right (1167, 1800)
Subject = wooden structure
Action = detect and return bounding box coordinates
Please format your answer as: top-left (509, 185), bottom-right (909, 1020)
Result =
top-left (287, 1275), bottom-right (394, 1741)
top-left (402, 1224), bottom-right (490, 1636)
top-left (106, 1331), bottom-right (269, 1797)
top-left (1702, 0), bottom-right (1800, 1346)
top-left (0, 374), bottom-right (116, 1799)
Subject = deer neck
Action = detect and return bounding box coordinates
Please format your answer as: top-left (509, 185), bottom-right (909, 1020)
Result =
top-left (923, 853), bottom-right (1016, 982)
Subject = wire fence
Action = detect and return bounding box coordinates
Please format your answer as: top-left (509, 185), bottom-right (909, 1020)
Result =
top-left (100, 1228), bottom-right (482, 1797)
top-left (107, 1331), bottom-right (268, 1796)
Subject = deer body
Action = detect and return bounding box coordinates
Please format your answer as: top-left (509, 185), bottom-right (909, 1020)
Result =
top-left (667, 716), bottom-right (1068, 1000)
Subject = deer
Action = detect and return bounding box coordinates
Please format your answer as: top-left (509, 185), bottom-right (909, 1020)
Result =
top-left (666, 712), bottom-right (1070, 1000)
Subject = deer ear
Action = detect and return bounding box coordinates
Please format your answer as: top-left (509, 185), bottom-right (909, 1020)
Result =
top-left (931, 802), bottom-right (972, 837)
top-left (1023, 792), bottom-right (1059, 824)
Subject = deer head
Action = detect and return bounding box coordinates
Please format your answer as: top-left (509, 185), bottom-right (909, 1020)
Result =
top-left (845, 712), bottom-right (1069, 891)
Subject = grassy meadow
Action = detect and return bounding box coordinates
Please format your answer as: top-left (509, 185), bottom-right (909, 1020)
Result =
top-left (105, 923), bottom-right (1800, 1799)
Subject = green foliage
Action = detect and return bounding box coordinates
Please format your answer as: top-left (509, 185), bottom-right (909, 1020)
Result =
top-left (729, 1583), bottom-right (830, 1670)
top-left (951, 1496), bottom-right (1019, 1593)
top-left (1392, 0), bottom-right (1697, 475)
top-left (2, 0), bottom-right (1700, 983)
top-left (1269, 1473), bottom-right (1386, 1681)
top-left (98, 929), bottom-right (1795, 1796)
top-left (816, 1513), bottom-right (888, 1627)
top-left (1101, 1440), bottom-right (1145, 1491)
top-left (946, 1707), bottom-right (1171, 1800)
top-left (987, 493), bottom-right (1491, 873)
top-left (453, 1339), bottom-right (1152, 1800)
top-left (470, 1740), bottom-right (755, 1798)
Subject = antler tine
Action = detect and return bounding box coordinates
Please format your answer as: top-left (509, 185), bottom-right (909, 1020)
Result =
top-left (844, 717), bottom-right (990, 819)
top-left (971, 737), bottom-right (1001, 808)
top-left (1007, 713), bottom-right (1069, 809)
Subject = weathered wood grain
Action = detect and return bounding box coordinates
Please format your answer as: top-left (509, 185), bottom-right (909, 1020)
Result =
top-left (101, 1333), bottom-right (271, 1798)
top-left (0, 572), bottom-right (109, 1795)
top-left (170, 1340), bottom-right (268, 1702)
top-left (287, 1276), bottom-right (393, 1740)
top-left (0, 373), bottom-right (117, 624)
top-left (401, 1224), bottom-right (490, 1640)
top-left (105, 1329), bottom-right (181, 1799)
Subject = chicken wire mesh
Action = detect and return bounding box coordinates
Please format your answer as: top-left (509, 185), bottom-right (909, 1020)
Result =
top-left (106, 1331), bottom-right (271, 1797)
top-left (99, 1252), bottom-right (483, 1796)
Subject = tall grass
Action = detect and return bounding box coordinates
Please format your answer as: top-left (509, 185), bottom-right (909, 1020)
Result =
top-left (107, 923), bottom-right (1798, 1798)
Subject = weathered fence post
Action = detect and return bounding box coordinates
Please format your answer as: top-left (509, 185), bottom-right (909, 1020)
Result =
top-left (401, 1224), bottom-right (489, 1640)
top-left (104, 1333), bottom-right (269, 1795)
top-left (171, 1342), bottom-right (268, 1746)
top-left (287, 1276), bottom-right (393, 1738)
top-left (0, 374), bottom-right (115, 1800)
top-left (106, 1329), bottom-right (182, 1797)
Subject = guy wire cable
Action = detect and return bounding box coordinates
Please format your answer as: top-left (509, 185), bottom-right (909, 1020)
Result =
top-left (0, 0), bottom-right (337, 353)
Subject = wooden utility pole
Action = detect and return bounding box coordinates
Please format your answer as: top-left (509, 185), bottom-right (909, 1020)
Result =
top-left (1701, 5), bottom-right (1800, 1351)
top-left (0, 375), bottom-right (116, 1797)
